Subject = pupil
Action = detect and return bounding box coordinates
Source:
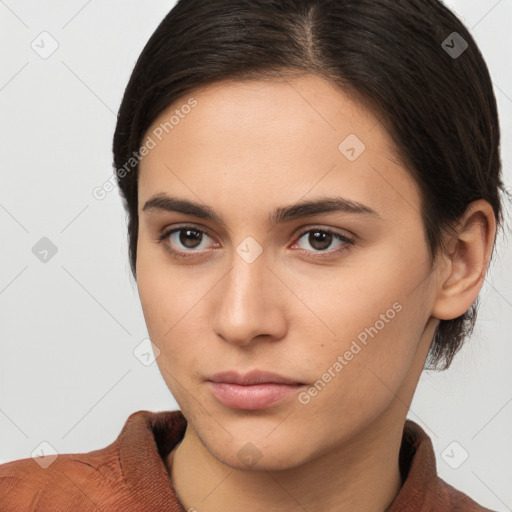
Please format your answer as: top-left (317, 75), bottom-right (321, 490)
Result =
top-left (180, 229), bottom-right (201, 248)
top-left (310, 231), bottom-right (331, 250)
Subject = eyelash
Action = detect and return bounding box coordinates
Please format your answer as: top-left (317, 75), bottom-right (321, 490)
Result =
top-left (158, 225), bottom-right (356, 261)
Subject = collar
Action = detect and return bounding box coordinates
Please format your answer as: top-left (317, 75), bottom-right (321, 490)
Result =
top-left (116, 410), bottom-right (479, 511)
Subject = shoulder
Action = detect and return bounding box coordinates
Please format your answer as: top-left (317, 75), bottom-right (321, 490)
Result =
top-left (0, 439), bottom-right (126, 511)
top-left (0, 410), bottom-right (165, 512)
top-left (437, 477), bottom-right (496, 512)
top-left (396, 420), bottom-right (496, 512)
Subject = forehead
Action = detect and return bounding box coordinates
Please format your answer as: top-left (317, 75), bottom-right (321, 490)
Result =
top-left (137, 74), bottom-right (419, 220)
top-left (142, 74), bottom-right (397, 156)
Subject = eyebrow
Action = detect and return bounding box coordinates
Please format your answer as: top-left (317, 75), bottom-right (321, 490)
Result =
top-left (142, 193), bottom-right (381, 225)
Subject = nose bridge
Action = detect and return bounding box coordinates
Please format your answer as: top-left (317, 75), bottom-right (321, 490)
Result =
top-left (212, 242), bottom-right (286, 344)
top-left (222, 247), bottom-right (271, 316)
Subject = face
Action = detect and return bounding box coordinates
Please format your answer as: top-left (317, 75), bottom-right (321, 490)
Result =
top-left (136, 74), bottom-right (440, 470)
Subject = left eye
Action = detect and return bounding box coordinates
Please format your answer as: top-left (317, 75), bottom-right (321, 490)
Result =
top-left (293, 228), bottom-right (354, 253)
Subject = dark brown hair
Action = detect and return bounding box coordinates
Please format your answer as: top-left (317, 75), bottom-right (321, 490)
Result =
top-left (112, 0), bottom-right (504, 370)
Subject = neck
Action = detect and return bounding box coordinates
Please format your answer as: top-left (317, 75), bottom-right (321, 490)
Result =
top-left (168, 406), bottom-right (405, 512)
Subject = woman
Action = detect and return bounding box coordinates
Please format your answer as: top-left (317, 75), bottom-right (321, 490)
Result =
top-left (0, 0), bottom-right (505, 510)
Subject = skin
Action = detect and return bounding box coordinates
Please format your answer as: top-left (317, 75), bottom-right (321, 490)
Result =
top-left (135, 73), bottom-right (496, 512)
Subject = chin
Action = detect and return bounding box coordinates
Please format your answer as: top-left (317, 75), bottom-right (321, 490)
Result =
top-left (198, 426), bottom-right (313, 472)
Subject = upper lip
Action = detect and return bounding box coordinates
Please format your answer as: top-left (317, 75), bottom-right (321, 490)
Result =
top-left (207, 370), bottom-right (303, 385)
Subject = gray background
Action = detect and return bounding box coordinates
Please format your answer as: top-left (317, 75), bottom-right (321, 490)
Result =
top-left (1, 1), bottom-right (511, 510)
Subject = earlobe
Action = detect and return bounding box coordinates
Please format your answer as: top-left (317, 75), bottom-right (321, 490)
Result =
top-left (432, 200), bottom-right (496, 321)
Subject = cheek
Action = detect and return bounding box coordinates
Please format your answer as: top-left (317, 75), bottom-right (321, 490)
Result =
top-left (294, 248), bottom-right (430, 412)
top-left (136, 237), bottom-right (201, 337)
top-left (136, 246), bottom-right (213, 390)
top-left (292, 257), bottom-right (415, 356)
top-left (293, 306), bottom-right (422, 448)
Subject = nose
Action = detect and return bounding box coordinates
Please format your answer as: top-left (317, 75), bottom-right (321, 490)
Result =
top-left (212, 251), bottom-right (288, 347)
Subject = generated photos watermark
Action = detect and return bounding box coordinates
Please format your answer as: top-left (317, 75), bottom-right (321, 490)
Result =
top-left (92, 97), bottom-right (198, 201)
top-left (298, 301), bottom-right (403, 405)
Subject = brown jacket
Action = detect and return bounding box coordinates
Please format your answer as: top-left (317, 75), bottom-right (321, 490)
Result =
top-left (0, 410), bottom-right (495, 511)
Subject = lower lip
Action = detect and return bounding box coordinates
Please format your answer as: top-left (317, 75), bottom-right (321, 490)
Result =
top-left (207, 381), bottom-right (304, 410)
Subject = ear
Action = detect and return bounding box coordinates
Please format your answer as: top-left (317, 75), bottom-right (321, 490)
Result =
top-left (432, 199), bottom-right (497, 321)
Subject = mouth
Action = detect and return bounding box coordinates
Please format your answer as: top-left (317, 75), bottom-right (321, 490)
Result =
top-left (207, 369), bottom-right (305, 386)
top-left (206, 370), bottom-right (307, 410)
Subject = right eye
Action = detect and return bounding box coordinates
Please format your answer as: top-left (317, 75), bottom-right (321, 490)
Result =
top-left (159, 225), bottom-right (218, 258)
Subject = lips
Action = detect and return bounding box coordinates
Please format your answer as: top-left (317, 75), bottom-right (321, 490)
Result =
top-left (206, 370), bottom-right (306, 410)
top-left (207, 369), bottom-right (304, 386)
